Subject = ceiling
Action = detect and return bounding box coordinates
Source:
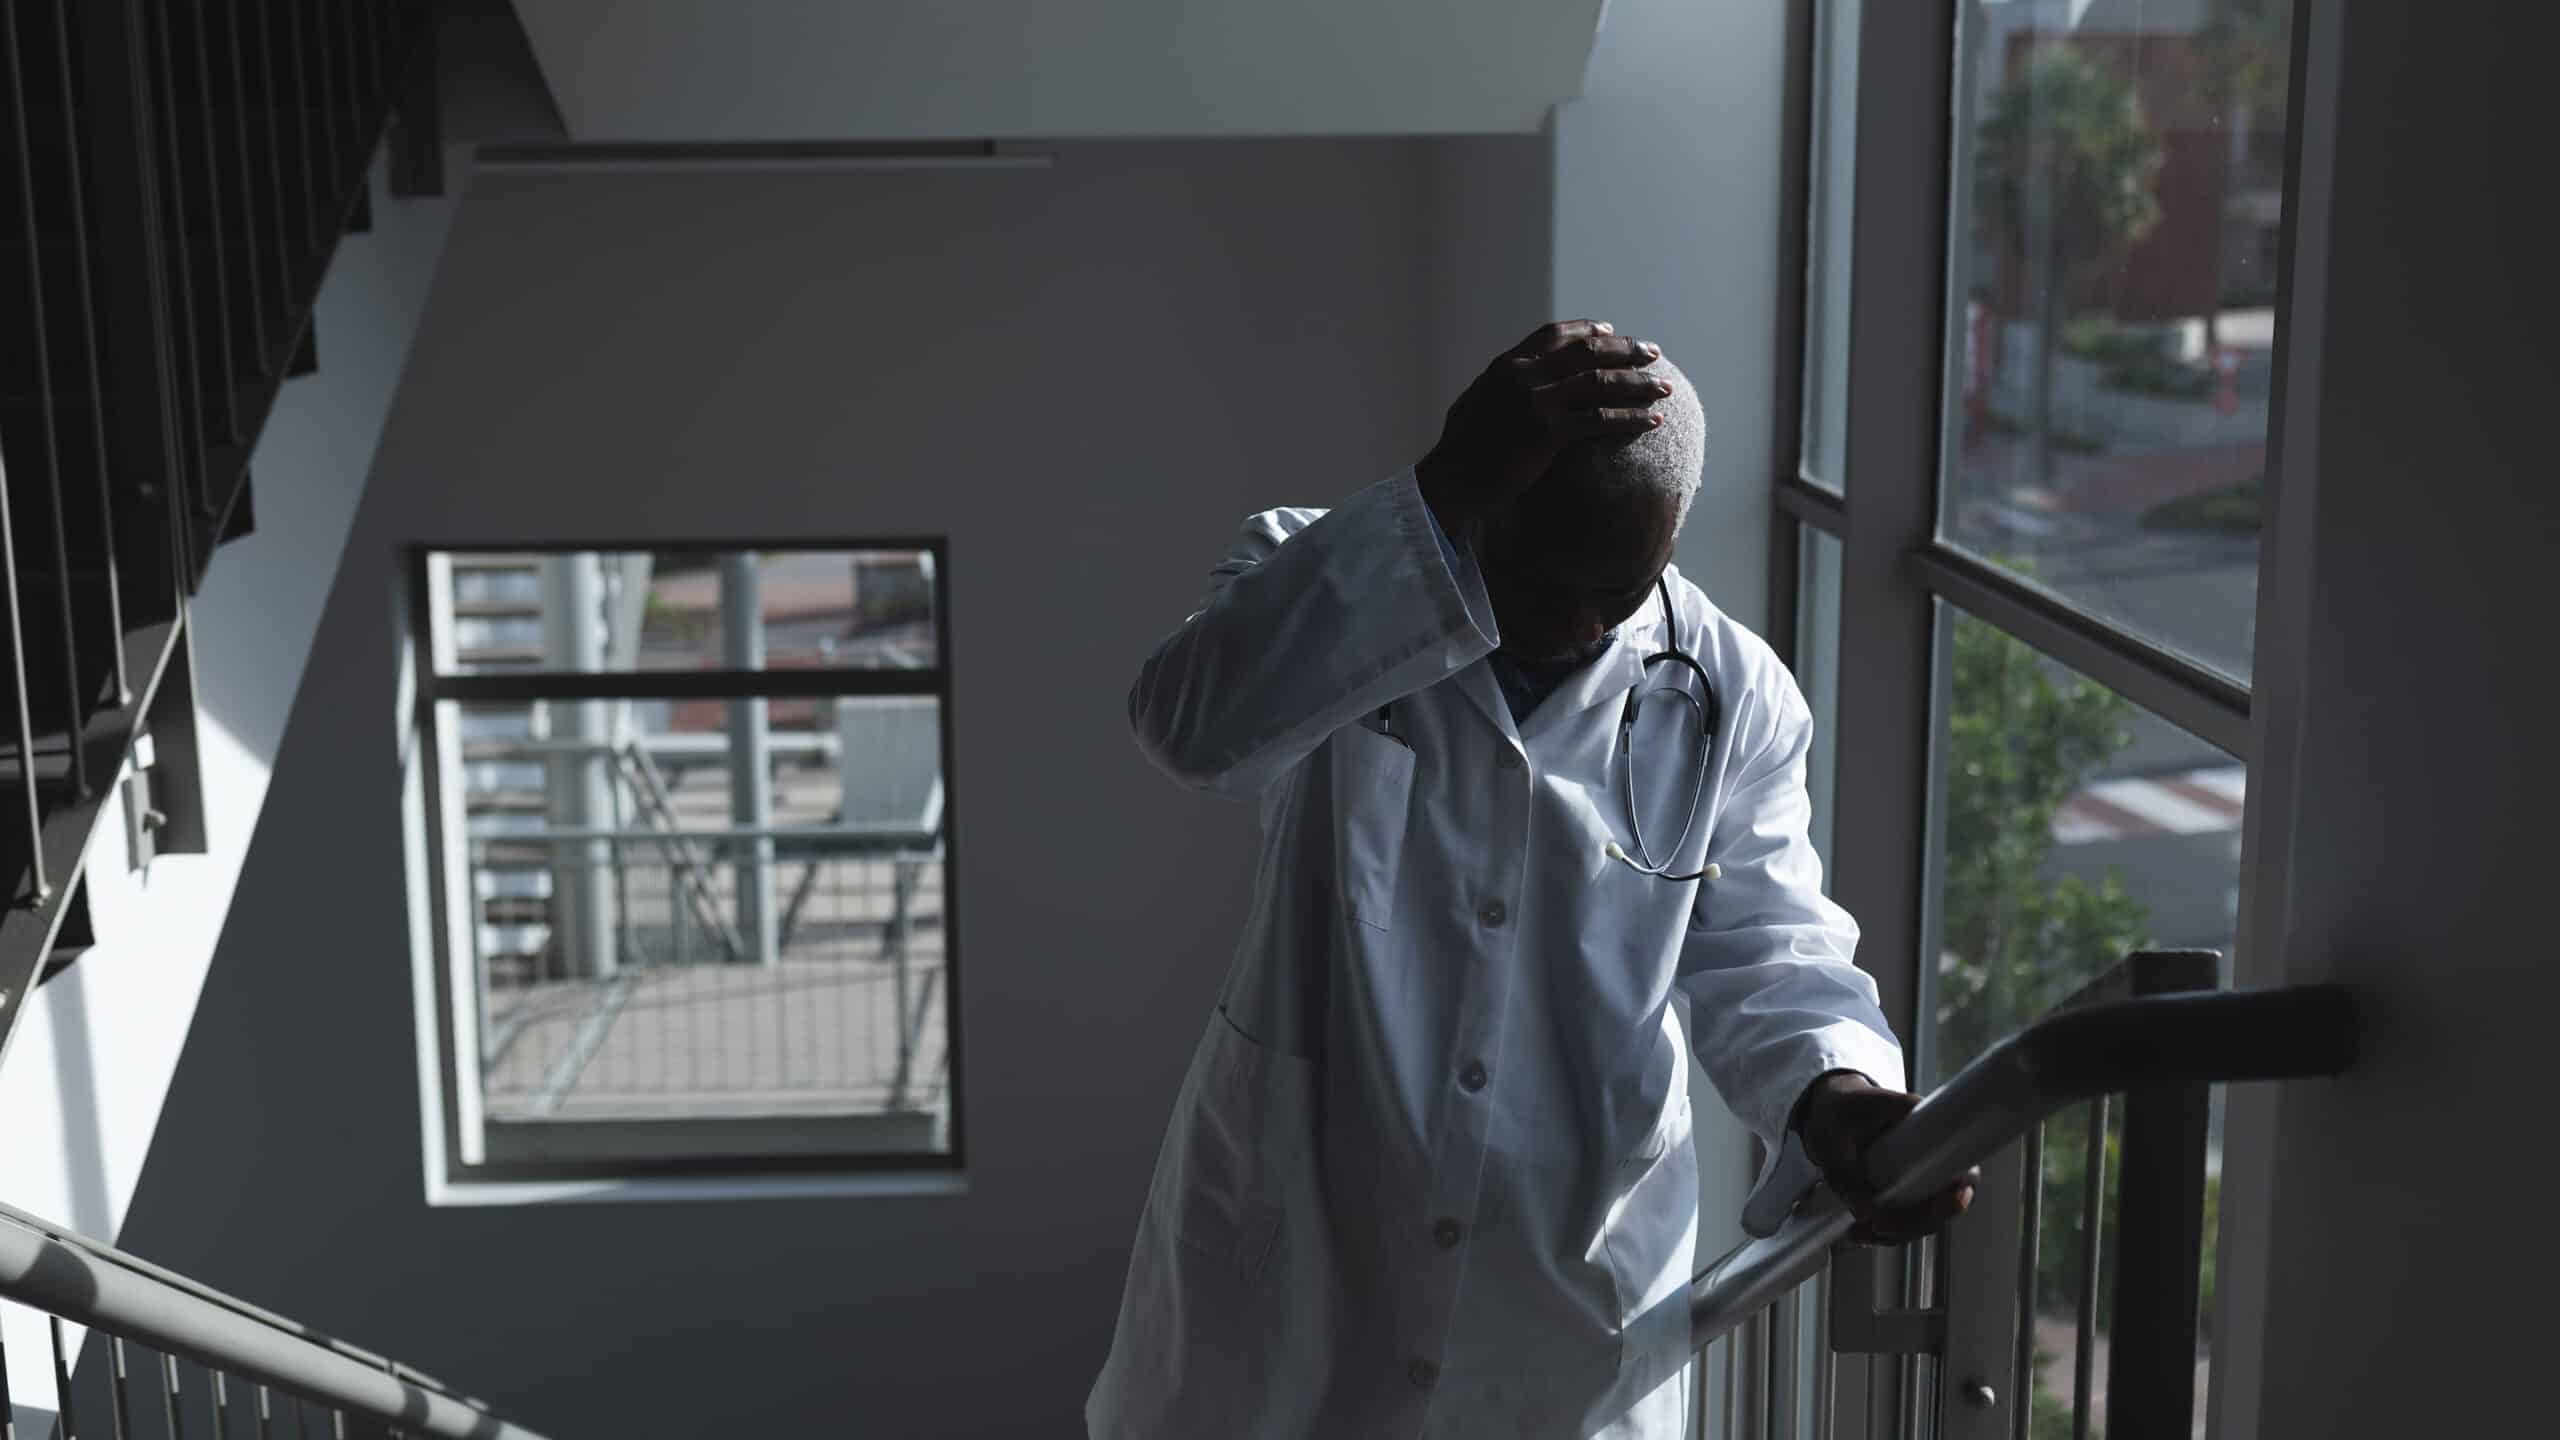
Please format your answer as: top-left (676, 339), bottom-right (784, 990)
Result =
top-left (507, 1), bottom-right (1610, 142)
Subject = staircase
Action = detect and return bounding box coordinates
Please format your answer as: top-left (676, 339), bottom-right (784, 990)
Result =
top-left (0, 0), bottom-right (442, 1069)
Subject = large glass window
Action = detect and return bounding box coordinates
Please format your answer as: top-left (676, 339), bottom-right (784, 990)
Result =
top-left (409, 547), bottom-right (957, 1181)
top-left (1939, 0), bottom-right (2294, 682)
top-left (1796, 527), bottom-right (1846, 883)
top-left (1923, 607), bottom-right (2242, 1434)
top-left (1799, 0), bottom-right (1863, 492)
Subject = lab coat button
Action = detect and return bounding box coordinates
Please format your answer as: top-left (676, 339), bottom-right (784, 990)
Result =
top-left (1433, 1218), bottom-right (1463, 1248)
top-left (1408, 1359), bottom-right (1438, 1388)
top-left (1460, 1060), bottom-right (1488, 1092)
top-left (1477, 899), bottom-right (1507, 928)
top-left (1497, 749), bottom-right (1523, 771)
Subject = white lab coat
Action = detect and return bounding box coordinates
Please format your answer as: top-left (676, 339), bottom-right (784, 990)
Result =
top-left (1088, 469), bottom-right (1904, 1438)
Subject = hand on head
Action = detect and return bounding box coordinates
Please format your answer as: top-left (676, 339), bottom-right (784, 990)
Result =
top-left (1419, 321), bottom-right (1707, 661)
top-left (1418, 319), bottom-right (1673, 537)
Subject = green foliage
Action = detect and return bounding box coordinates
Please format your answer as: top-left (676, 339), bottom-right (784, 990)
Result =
top-left (1935, 616), bottom-right (2148, 1076)
top-left (2062, 317), bottom-right (2214, 400)
top-left (2143, 480), bottom-right (2264, 536)
top-left (1974, 47), bottom-right (2166, 281)
top-left (2198, 0), bottom-right (2295, 181)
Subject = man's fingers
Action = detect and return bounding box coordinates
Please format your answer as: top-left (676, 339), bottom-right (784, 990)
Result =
top-left (1512, 318), bottom-right (1614, 357)
top-left (1855, 1179), bottom-right (1979, 1246)
top-left (1561, 408), bottom-right (1667, 439)
top-left (1516, 334), bottom-right (1663, 387)
top-left (1548, 367), bottom-right (1676, 406)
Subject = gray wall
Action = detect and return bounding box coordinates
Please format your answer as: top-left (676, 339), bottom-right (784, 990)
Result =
top-left (112, 139), bottom-right (1442, 1436)
top-left (2218, 4), bottom-right (2553, 1433)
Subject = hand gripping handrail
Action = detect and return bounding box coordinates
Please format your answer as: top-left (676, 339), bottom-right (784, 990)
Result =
top-left (1688, 982), bottom-right (2356, 1350)
top-left (0, 1200), bottom-right (549, 1440)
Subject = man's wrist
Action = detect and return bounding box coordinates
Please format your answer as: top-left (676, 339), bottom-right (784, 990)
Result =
top-left (1415, 452), bottom-right (1484, 545)
top-left (1789, 1068), bottom-right (1873, 1139)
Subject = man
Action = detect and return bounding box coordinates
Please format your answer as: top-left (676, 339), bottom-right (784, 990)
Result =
top-left (1090, 321), bottom-right (1975, 1437)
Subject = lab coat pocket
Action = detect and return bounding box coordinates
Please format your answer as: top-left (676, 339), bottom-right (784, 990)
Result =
top-left (1602, 1091), bottom-right (1698, 1383)
top-left (1154, 1007), bottom-right (1321, 1289)
top-left (1329, 725), bottom-right (1416, 931)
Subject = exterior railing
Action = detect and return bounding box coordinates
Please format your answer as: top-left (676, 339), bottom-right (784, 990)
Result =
top-left (1684, 950), bottom-right (2355, 1436)
top-left (0, 1200), bottom-right (545, 1439)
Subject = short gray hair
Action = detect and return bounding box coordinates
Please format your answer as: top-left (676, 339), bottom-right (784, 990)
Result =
top-left (1546, 354), bottom-right (1707, 528)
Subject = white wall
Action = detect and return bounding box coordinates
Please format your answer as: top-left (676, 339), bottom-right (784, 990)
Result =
top-left (0, 146), bottom-right (470, 1434)
top-left (2214, 4), bottom-right (2554, 1434)
top-left (106, 138), bottom-right (1442, 1437)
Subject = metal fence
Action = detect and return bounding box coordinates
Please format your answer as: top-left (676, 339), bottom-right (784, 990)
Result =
top-left (472, 838), bottom-right (950, 1122)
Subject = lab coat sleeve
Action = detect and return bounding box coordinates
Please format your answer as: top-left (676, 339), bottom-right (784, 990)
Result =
top-left (1675, 671), bottom-right (1907, 1153)
top-left (1129, 467), bottom-right (1501, 800)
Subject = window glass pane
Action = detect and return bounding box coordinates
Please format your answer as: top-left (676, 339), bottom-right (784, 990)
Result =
top-left (1799, 0), bottom-right (1862, 490)
top-left (1794, 527), bottom-right (1845, 885)
top-left (448, 687), bottom-right (950, 1153)
top-left (1922, 608), bottom-right (2243, 1430)
top-left (1941, 0), bottom-right (2293, 683)
top-left (431, 548), bottom-right (938, 675)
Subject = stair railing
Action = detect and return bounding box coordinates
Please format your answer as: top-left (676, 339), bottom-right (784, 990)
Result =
top-left (0, 1199), bottom-right (545, 1439)
top-left (1682, 949), bottom-right (2355, 1437)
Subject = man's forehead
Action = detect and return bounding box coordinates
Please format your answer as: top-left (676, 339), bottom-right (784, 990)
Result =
top-left (1515, 486), bottom-right (1677, 585)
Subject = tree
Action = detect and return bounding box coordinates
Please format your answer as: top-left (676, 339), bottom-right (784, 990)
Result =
top-left (1973, 46), bottom-right (2165, 490)
top-left (1935, 614), bottom-right (2148, 1075)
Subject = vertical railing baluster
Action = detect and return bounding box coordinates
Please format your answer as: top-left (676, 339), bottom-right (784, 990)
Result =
top-left (210, 1370), bottom-right (231, 1439)
top-left (244, 0), bottom-right (294, 357)
top-left (50, 1317), bottom-right (81, 1439)
top-left (302, 0), bottom-right (338, 232)
top-left (2011, 1124), bottom-right (2045, 1440)
top-left (1721, 1330), bottom-right (1739, 1439)
top-left (166, 0), bottom-right (244, 452)
top-left (279, 0), bottom-right (320, 257)
top-left (350, 0), bottom-right (378, 106)
top-left (328, 1408), bottom-right (345, 1440)
top-left (107, 1338), bottom-right (132, 1440)
top-left (188, 0), bottom-right (244, 448)
top-left (2, 0), bottom-right (94, 798)
top-left (2, 469), bottom-right (49, 904)
top-left (216, 3), bottom-right (270, 374)
top-left (255, 1383), bottom-right (273, 1440)
top-left (2069, 1097), bottom-right (2108, 1440)
top-left (1, 1300), bottom-right (18, 1438)
top-left (159, 1352), bottom-right (186, 1440)
top-left (144, 0), bottom-right (212, 581)
top-left (47, 0), bottom-right (133, 705)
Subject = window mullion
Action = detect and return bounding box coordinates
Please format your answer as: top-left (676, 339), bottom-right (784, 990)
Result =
top-left (1909, 543), bottom-right (2252, 758)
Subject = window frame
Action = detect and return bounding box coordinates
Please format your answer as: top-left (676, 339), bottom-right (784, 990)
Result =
top-left (1766, 1), bottom-right (2326, 1435)
top-left (402, 538), bottom-right (967, 1187)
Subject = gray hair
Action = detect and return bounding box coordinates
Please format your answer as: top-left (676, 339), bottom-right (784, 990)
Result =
top-left (1547, 354), bottom-right (1707, 529)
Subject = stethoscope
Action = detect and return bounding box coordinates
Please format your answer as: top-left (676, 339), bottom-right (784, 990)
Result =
top-left (1372, 573), bottom-right (1723, 885)
top-left (1602, 574), bottom-right (1721, 884)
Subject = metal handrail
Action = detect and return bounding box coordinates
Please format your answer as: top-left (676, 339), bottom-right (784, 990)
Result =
top-left (1687, 982), bottom-right (2355, 1350)
top-left (0, 1201), bottom-right (548, 1439)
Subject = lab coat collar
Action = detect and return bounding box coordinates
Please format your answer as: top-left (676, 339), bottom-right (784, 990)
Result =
top-left (1451, 660), bottom-right (1520, 746)
top-left (1514, 583), bottom-right (1672, 745)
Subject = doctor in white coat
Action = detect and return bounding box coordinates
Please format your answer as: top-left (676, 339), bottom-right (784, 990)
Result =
top-left (1090, 321), bottom-right (1976, 1438)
